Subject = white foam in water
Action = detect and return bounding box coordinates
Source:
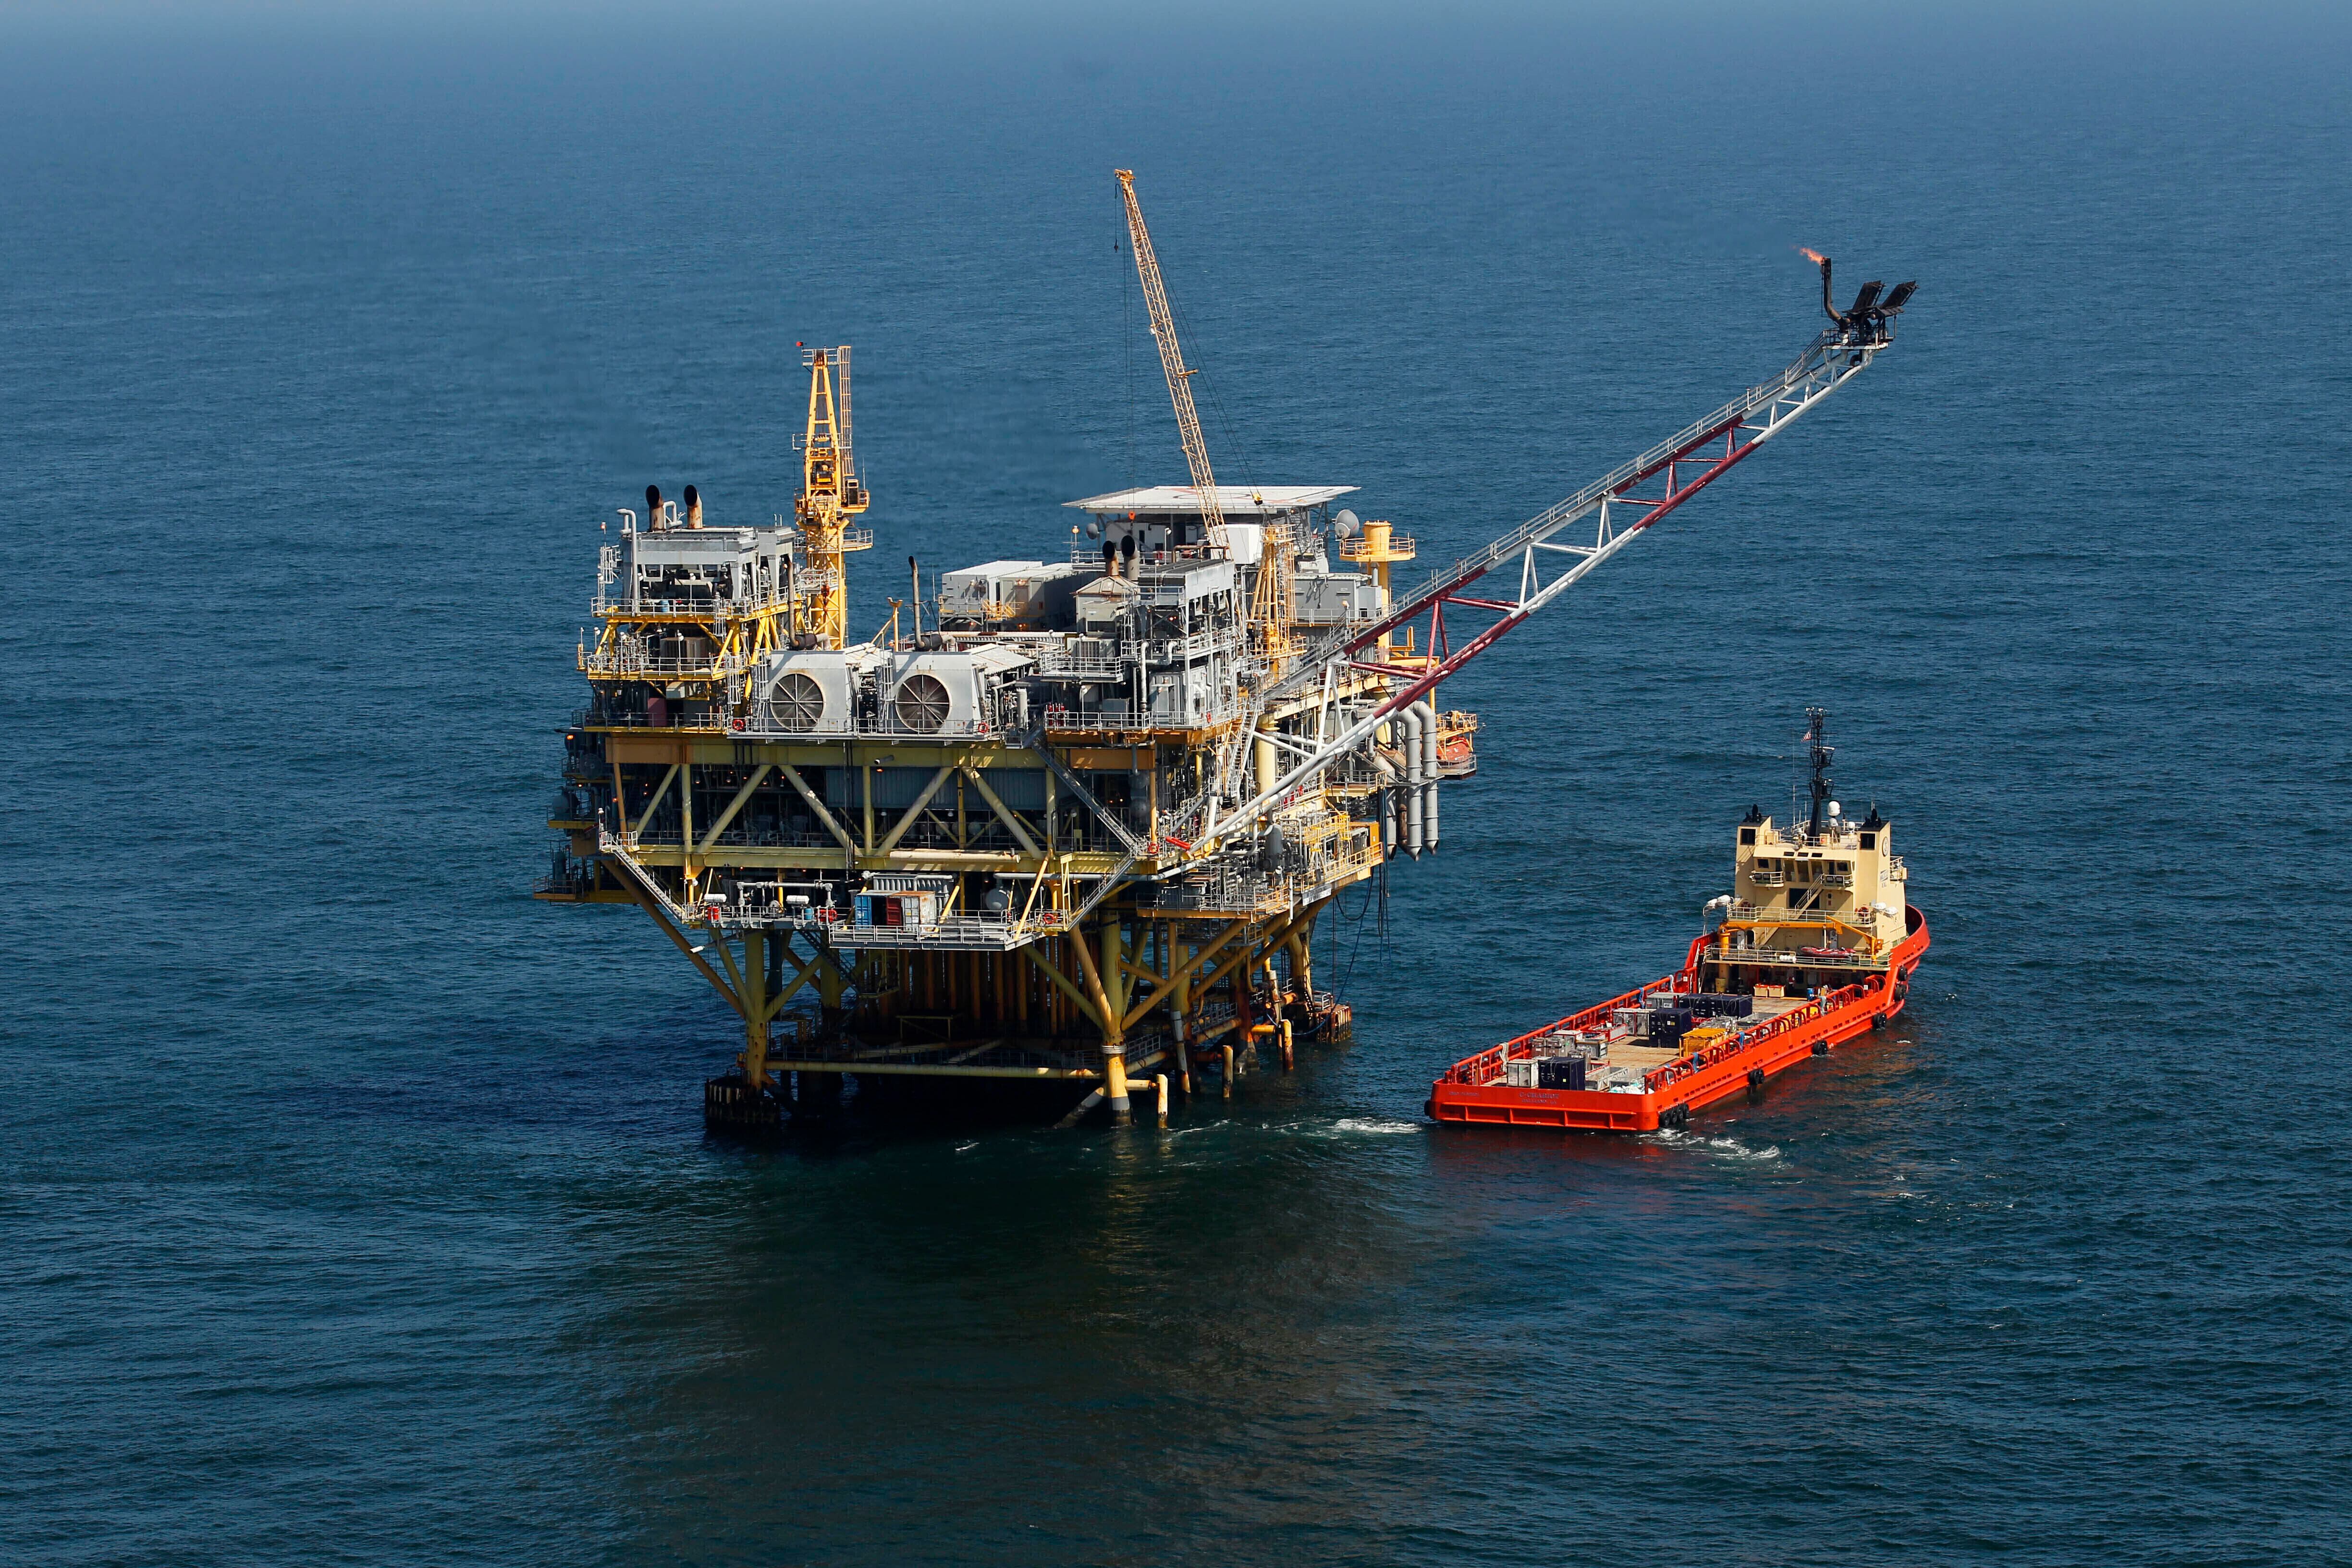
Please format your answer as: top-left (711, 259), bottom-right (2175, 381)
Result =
top-left (1332, 1117), bottom-right (1421, 1136)
top-left (1650, 1127), bottom-right (1782, 1162)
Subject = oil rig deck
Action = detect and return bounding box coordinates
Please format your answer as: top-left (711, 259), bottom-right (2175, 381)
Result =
top-left (538, 177), bottom-right (1914, 1129)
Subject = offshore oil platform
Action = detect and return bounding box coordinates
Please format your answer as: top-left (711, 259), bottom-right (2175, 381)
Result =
top-left (539, 176), bottom-right (1914, 1129)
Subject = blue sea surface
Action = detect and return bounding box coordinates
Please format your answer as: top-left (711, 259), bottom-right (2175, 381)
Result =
top-left (3, 6), bottom-right (2350, 1564)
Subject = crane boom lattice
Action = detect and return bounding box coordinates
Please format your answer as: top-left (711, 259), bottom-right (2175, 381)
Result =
top-left (1231, 321), bottom-right (1902, 830)
top-left (1115, 171), bottom-right (1228, 556)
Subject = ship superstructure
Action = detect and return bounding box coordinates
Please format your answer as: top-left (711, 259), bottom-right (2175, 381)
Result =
top-left (1707, 709), bottom-right (1913, 990)
top-left (541, 182), bottom-right (1916, 1128)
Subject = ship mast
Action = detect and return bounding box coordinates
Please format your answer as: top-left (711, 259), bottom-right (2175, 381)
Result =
top-left (1804, 706), bottom-right (1834, 838)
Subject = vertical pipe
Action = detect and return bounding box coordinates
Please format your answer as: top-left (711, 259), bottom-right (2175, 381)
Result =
top-left (1098, 921), bottom-right (1131, 1127)
top-left (743, 930), bottom-right (769, 1090)
top-left (1266, 954), bottom-right (1284, 1043)
top-left (1155, 1074), bottom-right (1169, 1128)
top-left (1174, 945), bottom-right (1193, 1094)
top-left (1401, 705), bottom-right (1424, 857)
top-left (1232, 962), bottom-right (1254, 1080)
top-left (1107, 1050), bottom-right (1130, 1125)
top-left (1414, 698), bottom-right (1440, 854)
top-left (861, 758), bottom-right (875, 855)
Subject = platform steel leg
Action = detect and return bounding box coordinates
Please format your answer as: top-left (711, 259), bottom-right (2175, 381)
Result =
top-left (1102, 919), bottom-right (1130, 1126)
top-left (742, 930), bottom-right (771, 1091)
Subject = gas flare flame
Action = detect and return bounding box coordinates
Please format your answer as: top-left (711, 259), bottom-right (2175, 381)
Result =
top-left (1796, 246), bottom-right (1829, 266)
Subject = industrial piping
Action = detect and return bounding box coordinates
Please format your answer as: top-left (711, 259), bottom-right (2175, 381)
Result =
top-left (1412, 698), bottom-right (1440, 854)
top-left (1369, 752), bottom-right (1398, 860)
top-left (1400, 705), bottom-right (1424, 858)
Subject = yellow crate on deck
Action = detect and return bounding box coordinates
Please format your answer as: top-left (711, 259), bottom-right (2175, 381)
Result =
top-left (1680, 1024), bottom-right (1735, 1058)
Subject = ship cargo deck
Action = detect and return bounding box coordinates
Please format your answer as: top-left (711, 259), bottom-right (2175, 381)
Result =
top-left (1428, 906), bottom-right (1929, 1134)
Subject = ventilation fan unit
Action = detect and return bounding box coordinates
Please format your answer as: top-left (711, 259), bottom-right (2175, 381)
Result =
top-left (765, 672), bottom-right (826, 732)
top-left (881, 648), bottom-right (1039, 738)
top-left (891, 673), bottom-right (952, 734)
top-left (747, 649), bottom-right (883, 737)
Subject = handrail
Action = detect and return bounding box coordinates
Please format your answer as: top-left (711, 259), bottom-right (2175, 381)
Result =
top-left (1441, 970), bottom-right (1695, 1087)
top-left (580, 649), bottom-right (752, 677)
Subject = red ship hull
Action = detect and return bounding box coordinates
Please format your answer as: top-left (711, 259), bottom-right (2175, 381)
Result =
top-left (1428, 906), bottom-right (1930, 1133)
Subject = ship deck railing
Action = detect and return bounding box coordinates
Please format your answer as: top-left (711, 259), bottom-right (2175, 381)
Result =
top-left (734, 713), bottom-right (1018, 741)
top-left (576, 710), bottom-right (1027, 740)
top-left (1712, 945), bottom-right (1887, 968)
top-left (1033, 654), bottom-right (1126, 678)
top-left (1154, 835), bottom-right (1380, 916)
top-left (1641, 983), bottom-right (1877, 1095)
top-left (704, 905), bottom-right (1102, 950)
top-left (1034, 631), bottom-right (1241, 675)
top-left (580, 649), bottom-right (753, 678)
top-left (1065, 542), bottom-right (1229, 569)
top-left (594, 588), bottom-right (815, 618)
top-left (1040, 705), bottom-right (1246, 734)
top-left (1722, 900), bottom-right (1875, 925)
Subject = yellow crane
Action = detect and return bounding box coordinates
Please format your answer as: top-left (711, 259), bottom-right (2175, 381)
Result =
top-left (793, 345), bottom-right (873, 649)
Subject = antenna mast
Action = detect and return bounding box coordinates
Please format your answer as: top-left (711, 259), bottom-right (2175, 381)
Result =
top-left (1805, 706), bottom-right (1835, 838)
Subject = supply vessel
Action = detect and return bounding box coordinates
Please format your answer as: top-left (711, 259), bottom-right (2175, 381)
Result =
top-left (1428, 709), bottom-right (1929, 1133)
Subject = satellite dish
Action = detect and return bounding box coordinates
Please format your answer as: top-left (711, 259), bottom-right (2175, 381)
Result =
top-left (1085, 519), bottom-right (1102, 539)
top-left (1333, 509), bottom-right (1360, 538)
top-left (1827, 800), bottom-right (1842, 818)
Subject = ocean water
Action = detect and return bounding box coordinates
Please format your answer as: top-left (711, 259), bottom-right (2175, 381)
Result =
top-left (4, 7), bottom-right (2350, 1564)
